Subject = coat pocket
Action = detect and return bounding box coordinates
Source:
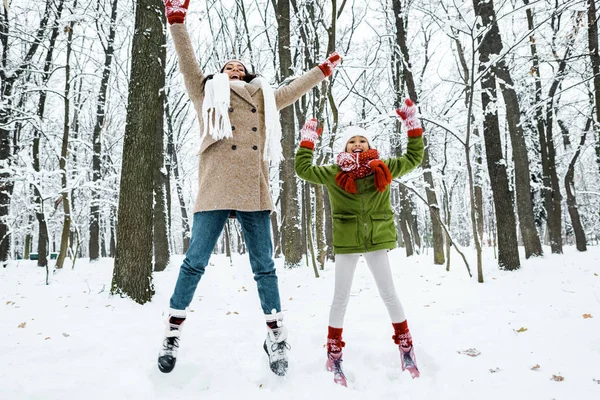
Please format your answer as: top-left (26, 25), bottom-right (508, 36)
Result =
top-left (370, 213), bottom-right (396, 245)
top-left (332, 214), bottom-right (360, 247)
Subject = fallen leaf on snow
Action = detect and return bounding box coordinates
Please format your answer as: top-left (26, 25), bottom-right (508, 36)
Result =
top-left (531, 364), bottom-right (541, 370)
top-left (289, 297), bottom-right (293, 300)
top-left (583, 314), bottom-right (593, 319)
top-left (515, 327), bottom-right (528, 333)
top-left (18, 322), bottom-right (26, 328)
top-left (458, 348), bottom-right (481, 357)
top-left (226, 311), bottom-right (231, 315)
top-left (551, 374), bottom-right (564, 382)
top-left (233, 311), bottom-right (239, 314)
top-left (489, 367), bottom-right (501, 373)
top-left (45, 337), bottom-right (51, 340)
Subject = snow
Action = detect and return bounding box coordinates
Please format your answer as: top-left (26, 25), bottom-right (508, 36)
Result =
top-left (2, 246), bottom-right (599, 400)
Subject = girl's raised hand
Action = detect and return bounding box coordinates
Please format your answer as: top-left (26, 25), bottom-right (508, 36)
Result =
top-left (299, 118), bottom-right (323, 150)
top-left (395, 98), bottom-right (423, 138)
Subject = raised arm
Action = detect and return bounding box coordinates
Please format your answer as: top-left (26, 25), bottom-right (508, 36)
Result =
top-left (164, 0), bottom-right (205, 103)
top-left (386, 99), bottom-right (425, 177)
top-left (275, 53), bottom-right (342, 111)
top-left (295, 119), bottom-right (336, 185)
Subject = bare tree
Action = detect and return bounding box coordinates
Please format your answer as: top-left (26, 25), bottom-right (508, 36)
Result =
top-left (90, 0), bottom-right (118, 261)
top-left (56, 0), bottom-right (78, 269)
top-left (564, 113), bottom-right (591, 252)
top-left (276, 0), bottom-right (303, 268)
top-left (472, 0), bottom-right (520, 270)
top-left (0, 1), bottom-right (52, 264)
top-left (587, 0), bottom-right (600, 176)
top-left (392, 0), bottom-right (444, 265)
top-left (112, 0), bottom-right (165, 303)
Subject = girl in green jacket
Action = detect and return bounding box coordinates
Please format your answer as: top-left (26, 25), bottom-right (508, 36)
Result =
top-left (294, 99), bottom-right (424, 386)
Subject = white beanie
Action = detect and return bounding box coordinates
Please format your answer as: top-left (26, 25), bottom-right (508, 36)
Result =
top-left (336, 126), bottom-right (373, 153)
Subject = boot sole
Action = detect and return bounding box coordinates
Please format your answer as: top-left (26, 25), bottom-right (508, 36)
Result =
top-left (158, 355), bottom-right (176, 373)
top-left (263, 341), bottom-right (288, 376)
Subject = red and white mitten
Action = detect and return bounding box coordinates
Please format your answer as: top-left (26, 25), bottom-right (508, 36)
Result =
top-left (395, 98), bottom-right (423, 138)
top-left (164, 0), bottom-right (190, 25)
top-left (299, 118), bottom-right (322, 150)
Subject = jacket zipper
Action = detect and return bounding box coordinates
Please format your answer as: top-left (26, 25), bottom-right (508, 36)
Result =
top-left (361, 181), bottom-right (368, 252)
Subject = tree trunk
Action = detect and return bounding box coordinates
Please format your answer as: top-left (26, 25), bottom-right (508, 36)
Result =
top-left (164, 94), bottom-right (190, 254)
top-left (314, 184), bottom-right (326, 269)
top-left (493, 63), bottom-right (543, 258)
top-left (111, 0), bottom-right (165, 303)
top-left (0, 1), bottom-right (52, 264)
top-left (32, 0), bottom-right (66, 267)
top-left (564, 117), bottom-right (590, 252)
top-left (270, 210), bottom-right (281, 257)
top-left (392, 0), bottom-right (444, 265)
top-left (153, 145), bottom-right (169, 271)
top-left (56, 1), bottom-right (76, 269)
top-left (543, 10), bottom-right (584, 253)
top-left (276, 0), bottom-right (303, 268)
top-left (153, 79), bottom-right (169, 271)
top-left (90, 0), bottom-right (118, 261)
top-left (473, 0), bottom-right (520, 270)
top-left (109, 207), bottom-right (116, 258)
top-left (588, 0), bottom-right (600, 176)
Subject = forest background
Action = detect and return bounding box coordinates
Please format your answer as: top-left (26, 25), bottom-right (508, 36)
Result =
top-left (1, 0), bottom-right (600, 302)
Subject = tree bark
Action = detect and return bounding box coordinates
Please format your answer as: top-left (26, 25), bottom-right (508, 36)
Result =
top-left (276, 0), bottom-right (303, 268)
top-left (57, 0), bottom-right (77, 269)
top-left (33, 1), bottom-right (66, 267)
top-left (588, 0), bottom-right (600, 176)
top-left (164, 93), bottom-right (190, 254)
top-left (90, 0), bottom-right (118, 261)
top-left (473, 0), bottom-right (520, 270)
top-left (493, 62), bottom-right (543, 258)
top-left (392, 0), bottom-right (444, 264)
top-left (111, 0), bottom-right (165, 303)
top-left (0, 1), bottom-right (52, 263)
top-left (564, 117), bottom-right (590, 252)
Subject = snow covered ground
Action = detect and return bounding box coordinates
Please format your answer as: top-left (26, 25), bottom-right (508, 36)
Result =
top-left (2, 245), bottom-right (599, 400)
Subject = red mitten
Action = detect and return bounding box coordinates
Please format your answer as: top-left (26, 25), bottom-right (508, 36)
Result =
top-left (318, 52), bottom-right (342, 77)
top-left (395, 98), bottom-right (422, 138)
top-left (164, 0), bottom-right (190, 25)
top-left (299, 118), bottom-right (322, 150)
top-left (369, 159), bottom-right (393, 192)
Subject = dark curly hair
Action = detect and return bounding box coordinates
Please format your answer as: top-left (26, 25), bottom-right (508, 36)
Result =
top-left (201, 61), bottom-right (258, 90)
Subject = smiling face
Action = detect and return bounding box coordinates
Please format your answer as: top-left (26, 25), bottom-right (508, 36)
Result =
top-left (345, 135), bottom-right (370, 153)
top-left (222, 61), bottom-right (247, 81)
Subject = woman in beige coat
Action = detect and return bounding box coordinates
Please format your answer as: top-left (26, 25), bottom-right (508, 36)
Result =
top-left (158, 0), bottom-right (342, 377)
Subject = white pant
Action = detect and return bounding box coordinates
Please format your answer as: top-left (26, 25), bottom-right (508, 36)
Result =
top-left (329, 250), bottom-right (406, 328)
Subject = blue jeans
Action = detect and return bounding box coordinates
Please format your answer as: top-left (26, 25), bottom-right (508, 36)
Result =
top-left (169, 210), bottom-right (281, 315)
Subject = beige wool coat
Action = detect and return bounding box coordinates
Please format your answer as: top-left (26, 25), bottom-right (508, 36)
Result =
top-left (170, 24), bottom-right (326, 213)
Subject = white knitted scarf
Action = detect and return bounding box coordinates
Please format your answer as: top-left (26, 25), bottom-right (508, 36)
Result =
top-left (201, 73), bottom-right (283, 163)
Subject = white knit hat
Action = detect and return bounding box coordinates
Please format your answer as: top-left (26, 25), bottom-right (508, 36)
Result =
top-left (336, 126), bottom-right (373, 153)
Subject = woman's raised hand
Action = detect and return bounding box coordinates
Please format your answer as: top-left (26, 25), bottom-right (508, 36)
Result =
top-left (164, 0), bottom-right (190, 25)
top-left (318, 52), bottom-right (342, 77)
top-left (299, 118), bottom-right (323, 150)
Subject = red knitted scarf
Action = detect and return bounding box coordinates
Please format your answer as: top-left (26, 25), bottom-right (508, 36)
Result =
top-left (335, 149), bottom-right (392, 194)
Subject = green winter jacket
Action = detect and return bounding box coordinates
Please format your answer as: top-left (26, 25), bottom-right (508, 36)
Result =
top-left (295, 137), bottom-right (424, 254)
